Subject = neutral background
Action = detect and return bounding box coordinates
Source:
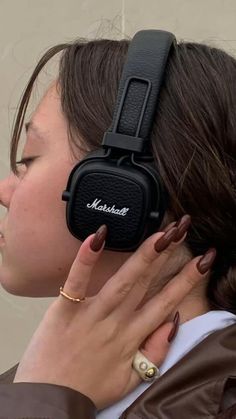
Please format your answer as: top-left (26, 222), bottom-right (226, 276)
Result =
top-left (0, 0), bottom-right (236, 372)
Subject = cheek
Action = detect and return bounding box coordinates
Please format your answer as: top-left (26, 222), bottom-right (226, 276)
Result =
top-left (2, 166), bottom-right (81, 292)
top-left (9, 171), bottom-right (66, 244)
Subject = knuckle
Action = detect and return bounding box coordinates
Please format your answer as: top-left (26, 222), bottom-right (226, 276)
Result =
top-left (101, 279), bottom-right (132, 300)
top-left (140, 247), bottom-right (154, 266)
top-left (116, 282), bottom-right (133, 298)
top-left (158, 247), bottom-right (172, 259)
top-left (78, 253), bottom-right (95, 267)
top-left (157, 293), bottom-right (174, 312)
top-left (184, 271), bottom-right (198, 288)
top-left (137, 271), bottom-right (151, 290)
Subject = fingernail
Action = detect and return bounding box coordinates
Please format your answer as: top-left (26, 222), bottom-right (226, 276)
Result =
top-left (163, 221), bottom-right (177, 233)
top-left (154, 227), bottom-right (178, 253)
top-left (168, 311), bottom-right (180, 342)
top-left (173, 215), bottom-right (191, 242)
top-left (196, 248), bottom-right (217, 274)
top-left (90, 225), bottom-right (108, 252)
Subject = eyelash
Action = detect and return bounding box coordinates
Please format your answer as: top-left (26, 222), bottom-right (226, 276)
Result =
top-left (16, 157), bottom-right (35, 167)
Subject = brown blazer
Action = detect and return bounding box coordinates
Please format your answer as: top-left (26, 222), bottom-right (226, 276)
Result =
top-left (1, 323), bottom-right (236, 418)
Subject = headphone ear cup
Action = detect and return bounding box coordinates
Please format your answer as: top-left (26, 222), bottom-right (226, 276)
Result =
top-left (62, 155), bottom-right (165, 251)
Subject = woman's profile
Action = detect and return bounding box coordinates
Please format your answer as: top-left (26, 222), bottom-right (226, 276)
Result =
top-left (0, 29), bottom-right (236, 418)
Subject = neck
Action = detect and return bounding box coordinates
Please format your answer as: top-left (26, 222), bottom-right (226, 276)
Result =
top-left (172, 293), bottom-right (211, 324)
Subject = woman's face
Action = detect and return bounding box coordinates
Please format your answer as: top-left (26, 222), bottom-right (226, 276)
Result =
top-left (0, 84), bottom-right (130, 297)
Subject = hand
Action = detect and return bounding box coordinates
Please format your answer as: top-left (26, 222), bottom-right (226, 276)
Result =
top-left (14, 219), bottom-right (213, 409)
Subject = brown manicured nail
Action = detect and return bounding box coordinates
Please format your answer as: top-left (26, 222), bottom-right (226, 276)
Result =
top-left (168, 311), bottom-right (180, 342)
top-left (163, 221), bottom-right (177, 233)
top-left (90, 225), bottom-right (108, 252)
top-left (196, 248), bottom-right (217, 274)
top-left (173, 214), bottom-right (191, 243)
top-left (154, 227), bottom-right (178, 253)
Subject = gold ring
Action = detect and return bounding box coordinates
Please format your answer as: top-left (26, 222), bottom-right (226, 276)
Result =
top-left (59, 286), bottom-right (86, 303)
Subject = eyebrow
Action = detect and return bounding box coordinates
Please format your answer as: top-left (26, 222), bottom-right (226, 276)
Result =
top-left (25, 121), bottom-right (47, 140)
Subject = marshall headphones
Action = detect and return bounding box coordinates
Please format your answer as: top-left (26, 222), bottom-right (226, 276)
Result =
top-left (62, 30), bottom-right (176, 251)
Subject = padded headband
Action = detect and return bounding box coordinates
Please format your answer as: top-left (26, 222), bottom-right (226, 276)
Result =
top-left (103, 30), bottom-right (176, 154)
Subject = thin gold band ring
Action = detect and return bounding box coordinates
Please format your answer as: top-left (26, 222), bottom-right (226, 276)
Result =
top-left (59, 286), bottom-right (86, 303)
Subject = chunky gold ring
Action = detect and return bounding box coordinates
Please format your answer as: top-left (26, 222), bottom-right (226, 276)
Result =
top-left (132, 350), bottom-right (160, 382)
top-left (59, 286), bottom-right (86, 303)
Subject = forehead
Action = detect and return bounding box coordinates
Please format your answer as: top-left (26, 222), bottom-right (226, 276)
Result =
top-left (21, 83), bottom-right (72, 156)
top-left (25, 120), bottom-right (48, 142)
top-left (27, 84), bottom-right (67, 142)
top-left (33, 83), bottom-right (62, 123)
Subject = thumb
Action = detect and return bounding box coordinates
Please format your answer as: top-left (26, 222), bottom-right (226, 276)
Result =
top-left (141, 311), bottom-right (180, 365)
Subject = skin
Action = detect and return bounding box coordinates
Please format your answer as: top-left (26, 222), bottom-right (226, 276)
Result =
top-left (13, 226), bottom-right (209, 409)
top-left (0, 83), bottom-right (210, 322)
top-left (0, 83), bottom-right (129, 298)
top-left (0, 80), bottom-right (214, 409)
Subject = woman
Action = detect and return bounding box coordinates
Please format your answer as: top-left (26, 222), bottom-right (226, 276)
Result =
top-left (0, 29), bottom-right (236, 418)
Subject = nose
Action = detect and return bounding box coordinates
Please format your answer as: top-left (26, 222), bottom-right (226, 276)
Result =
top-left (0, 172), bottom-right (19, 209)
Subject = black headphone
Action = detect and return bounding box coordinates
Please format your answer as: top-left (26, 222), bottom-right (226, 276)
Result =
top-left (62, 30), bottom-right (176, 251)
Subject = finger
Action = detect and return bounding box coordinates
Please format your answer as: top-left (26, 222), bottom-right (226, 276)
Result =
top-left (95, 230), bottom-right (168, 315)
top-left (116, 230), bottom-right (188, 317)
top-left (162, 220), bottom-right (177, 232)
top-left (129, 320), bottom-right (179, 389)
top-left (99, 215), bottom-right (190, 318)
top-left (60, 225), bottom-right (107, 303)
top-left (133, 249), bottom-right (216, 340)
top-left (141, 320), bottom-right (178, 363)
top-left (98, 214), bottom-right (191, 318)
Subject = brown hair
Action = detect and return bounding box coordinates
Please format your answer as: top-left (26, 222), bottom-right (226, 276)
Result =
top-left (10, 37), bottom-right (236, 313)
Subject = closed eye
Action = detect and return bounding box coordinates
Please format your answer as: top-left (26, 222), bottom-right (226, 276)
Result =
top-left (16, 157), bottom-right (36, 166)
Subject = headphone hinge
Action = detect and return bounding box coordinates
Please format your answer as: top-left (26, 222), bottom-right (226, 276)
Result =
top-left (102, 132), bottom-right (147, 154)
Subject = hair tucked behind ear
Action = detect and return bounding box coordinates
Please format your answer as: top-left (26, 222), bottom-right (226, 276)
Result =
top-left (10, 37), bottom-right (236, 313)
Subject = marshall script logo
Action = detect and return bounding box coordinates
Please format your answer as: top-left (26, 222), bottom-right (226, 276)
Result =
top-left (87, 198), bottom-right (130, 217)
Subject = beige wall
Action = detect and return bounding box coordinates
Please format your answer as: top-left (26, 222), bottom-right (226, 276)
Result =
top-left (0, 0), bottom-right (236, 372)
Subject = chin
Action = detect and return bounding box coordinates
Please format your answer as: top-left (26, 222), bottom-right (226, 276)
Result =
top-left (0, 262), bottom-right (65, 297)
top-left (0, 281), bottom-right (55, 297)
top-left (0, 277), bottom-right (23, 296)
top-left (0, 273), bottom-right (47, 298)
